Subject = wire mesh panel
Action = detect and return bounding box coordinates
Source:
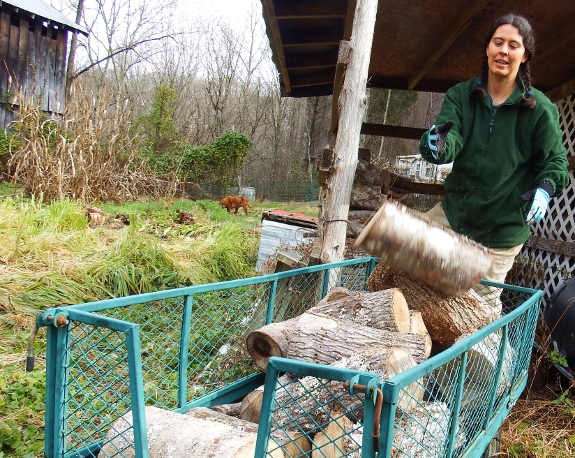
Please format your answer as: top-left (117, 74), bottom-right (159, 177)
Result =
top-left (256, 359), bottom-right (376, 458)
top-left (64, 321), bottom-right (133, 457)
top-left (256, 282), bottom-right (541, 458)
top-left (40, 257), bottom-right (376, 458)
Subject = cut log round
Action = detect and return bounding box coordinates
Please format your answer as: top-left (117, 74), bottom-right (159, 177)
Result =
top-left (311, 410), bottom-right (361, 457)
top-left (386, 348), bottom-right (424, 414)
top-left (100, 406), bottom-right (287, 458)
top-left (246, 317), bottom-right (300, 371)
top-left (310, 288), bottom-right (411, 333)
top-left (367, 264), bottom-right (498, 351)
top-left (239, 386), bottom-right (264, 424)
top-left (356, 200), bottom-right (493, 296)
top-left (211, 402), bottom-right (242, 417)
top-left (409, 310), bottom-right (432, 359)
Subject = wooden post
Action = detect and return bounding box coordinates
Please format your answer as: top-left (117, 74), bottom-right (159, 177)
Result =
top-left (319, 0), bottom-right (379, 265)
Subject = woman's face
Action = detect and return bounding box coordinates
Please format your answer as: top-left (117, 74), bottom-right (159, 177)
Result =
top-left (486, 24), bottom-right (528, 80)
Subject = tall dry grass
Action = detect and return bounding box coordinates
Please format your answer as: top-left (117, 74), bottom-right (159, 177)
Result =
top-left (5, 81), bottom-right (175, 203)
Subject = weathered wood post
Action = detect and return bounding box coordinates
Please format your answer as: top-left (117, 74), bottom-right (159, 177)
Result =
top-left (319, 0), bottom-right (379, 265)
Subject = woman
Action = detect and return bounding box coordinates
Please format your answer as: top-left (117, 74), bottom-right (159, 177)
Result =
top-left (419, 13), bottom-right (569, 302)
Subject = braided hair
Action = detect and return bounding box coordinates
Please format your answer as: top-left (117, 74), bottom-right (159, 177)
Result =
top-left (470, 13), bottom-right (537, 108)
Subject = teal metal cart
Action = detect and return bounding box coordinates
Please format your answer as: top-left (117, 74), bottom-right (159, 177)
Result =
top-left (36, 256), bottom-right (542, 457)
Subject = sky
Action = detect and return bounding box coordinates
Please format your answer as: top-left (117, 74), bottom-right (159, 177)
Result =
top-left (182, 0), bottom-right (262, 25)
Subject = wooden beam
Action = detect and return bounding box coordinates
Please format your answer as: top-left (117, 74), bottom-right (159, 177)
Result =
top-left (290, 69), bottom-right (336, 87)
top-left (319, 0), bottom-right (378, 265)
top-left (285, 51), bottom-right (338, 70)
top-left (282, 28), bottom-right (342, 47)
top-left (568, 155), bottom-right (575, 171)
top-left (261, 0), bottom-right (291, 94)
top-left (361, 122), bottom-right (426, 140)
top-left (274, 0), bottom-right (348, 19)
top-left (532, 23), bottom-right (575, 64)
top-left (524, 236), bottom-right (575, 257)
top-left (329, 40), bottom-right (351, 133)
top-left (545, 77), bottom-right (575, 103)
top-left (407, 0), bottom-right (490, 90)
top-left (343, 0), bottom-right (357, 41)
top-left (381, 170), bottom-right (446, 196)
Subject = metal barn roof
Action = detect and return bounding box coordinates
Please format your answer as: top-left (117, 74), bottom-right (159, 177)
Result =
top-left (2, 0), bottom-right (88, 34)
top-left (260, 0), bottom-right (575, 102)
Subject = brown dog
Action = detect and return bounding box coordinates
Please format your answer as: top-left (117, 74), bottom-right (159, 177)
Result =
top-left (219, 195), bottom-right (252, 215)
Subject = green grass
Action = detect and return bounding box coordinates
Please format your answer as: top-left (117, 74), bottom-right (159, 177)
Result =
top-left (0, 193), bottom-right (317, 457)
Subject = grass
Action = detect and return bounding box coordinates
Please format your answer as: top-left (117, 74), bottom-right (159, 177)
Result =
top-left (0, 184), bottom-right (318, 456)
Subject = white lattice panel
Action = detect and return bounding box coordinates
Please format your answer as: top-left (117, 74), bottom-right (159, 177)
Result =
top-left (511, 94), bottom-right (575, 300)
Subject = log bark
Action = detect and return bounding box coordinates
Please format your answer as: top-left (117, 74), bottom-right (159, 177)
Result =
top-left (310, 288), bottom-right (411, 333)
top-left (211, 402), bottom-right (242, 417)
top-left (286, 313), bottom-right (429, 366)
top-left (100, 406), bottom-right (287, 458)
top-left (367, 264), bottom-right (498, 351)
top-left (248, 288), bottom-right (420, 371)
top-left (356, 200), bottom-right (493, 296)
top-left (350, 184), bottom-right (386, 211)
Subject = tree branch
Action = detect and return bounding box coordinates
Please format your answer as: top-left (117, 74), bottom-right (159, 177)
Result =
top-left (71, 34), bottom-right (183, 80)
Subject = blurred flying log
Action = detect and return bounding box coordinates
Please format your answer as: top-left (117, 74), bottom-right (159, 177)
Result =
top-left (439, 330), bottom-right (515, 412)
top-left (311, 409), bottom-right (361, 458)
top-left (367, 264), bottom-right (498, 351)
top-left (247, 288), bottom-right (429, 371)
top-left (240, 347), bottom-right (423, 430)
top-left (85, 205), bottom-right (106, 226)
top-left (356, 200), bottom-right (493, 296)
top-left (100, 406), bottom-right (288, 458)
top-left (392, 401), bottom-right (466, 458)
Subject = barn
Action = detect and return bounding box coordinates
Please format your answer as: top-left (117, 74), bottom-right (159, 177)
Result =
top-left (0, 0), bottom-right (88, 128)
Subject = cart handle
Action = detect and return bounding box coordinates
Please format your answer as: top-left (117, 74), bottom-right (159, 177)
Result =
top-left (343, 380), bottom-right (383, 454)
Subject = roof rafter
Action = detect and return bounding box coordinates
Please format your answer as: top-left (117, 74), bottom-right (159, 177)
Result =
top-left (407, 0), bottom-right (491, 90)
top-left (261, 0), bottom-right (292, 94)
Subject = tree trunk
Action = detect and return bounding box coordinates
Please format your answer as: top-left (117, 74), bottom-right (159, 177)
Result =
top-left (356, 200), bottom-right (493, 296)
top-left (318, 0), bottom-right (379, 265)
top-left (367, 264), bottom-right (498, 351)
top-left (65, 0), bottom-right (85, 101)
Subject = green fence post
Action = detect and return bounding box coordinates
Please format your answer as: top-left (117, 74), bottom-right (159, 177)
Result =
top-left (126, 324), bottom-right (149, 458)
top-left (484, 325), bottom-right (509, 429)
top-left (178, 295), bottom-right (193, 408)
top-left (446, 352), bottom-right (468, 458)
top-left (44, 323), bottom-right (69, 458)
top-left (320, 268), bottom-right (330, 298)
top-left (265, 279), bottom-right (278, 325)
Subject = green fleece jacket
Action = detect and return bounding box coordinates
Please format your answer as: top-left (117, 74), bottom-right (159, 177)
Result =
top-left (419, 77), bottom-right (569, 248)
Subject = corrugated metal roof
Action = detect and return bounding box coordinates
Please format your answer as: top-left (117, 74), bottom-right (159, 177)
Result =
top-left (2, 0), bottom-right (88, 34)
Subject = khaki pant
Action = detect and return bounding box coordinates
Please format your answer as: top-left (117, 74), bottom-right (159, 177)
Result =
top-left (425, 202), bottom-right (523, 311)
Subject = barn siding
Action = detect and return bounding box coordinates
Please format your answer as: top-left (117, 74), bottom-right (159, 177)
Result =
top-left (0, 7), bottom-right (69, 129)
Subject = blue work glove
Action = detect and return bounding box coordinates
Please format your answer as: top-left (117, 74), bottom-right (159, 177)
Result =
top-left (427, 121), bottom-right (454, 159)
top-left (520, 183), bottom-right (552, 224)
